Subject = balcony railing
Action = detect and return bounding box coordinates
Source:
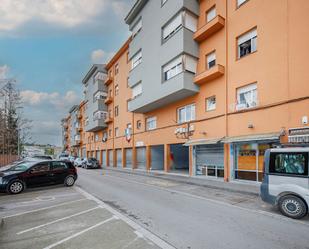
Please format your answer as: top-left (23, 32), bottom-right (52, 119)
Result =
top-left (194, 64), bottom-right (225, 85)
top-left (193, 15), bottom-right (225, 42)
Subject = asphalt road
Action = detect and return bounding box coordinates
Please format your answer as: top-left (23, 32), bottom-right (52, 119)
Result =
top-left (77, 168), bottom-right (309, 249)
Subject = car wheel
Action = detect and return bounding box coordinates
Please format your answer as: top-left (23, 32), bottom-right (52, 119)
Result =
top-left (278, 195), bottom-right (307, 219)
top-left (7, 180), bottom-right (24, 194)
top-left (64, 175), bottom-right (75, 187)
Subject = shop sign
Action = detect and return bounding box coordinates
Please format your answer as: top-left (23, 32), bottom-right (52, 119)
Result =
top-left (288, 127), bottom-right (309, 143)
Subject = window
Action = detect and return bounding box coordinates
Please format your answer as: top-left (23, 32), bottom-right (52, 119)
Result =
top-left (132, 19), bottom-right (142, 38)
top-left (137, 120), bottom-right (142, 130)
top-left (95, 134), bottom-right (99, 142)
top-left (236, 83), bottom-right (257, 110)
top-left (85, 117), bottom-right (89, 126)
top-left (115, 127), bottom-right (119, 137)
top-left (94, 91), bottom-right (107, 101)
top-left (206, 96), bottom-right (216, 111)
top-left (206, 51), bottom-right (216, 69)
top-left (132, 82), bottom-right (142, 98)
top-left (131, 51), bottom-right (142, 69)
top-left (108, 89), bottom-right (112, 98)
top-left (115, 64), bottom-right (119, 75)
top-left (163, 11), bottom-right (197, 41)
top-left (146, 117), bottom-right (157, 131)
top-left (270, 153), bottom-right (308, 176)
top-left (238, 28), bottom-right (257, 58)
top-left (108, 129), bottom-right (112, 137)
top-left (93, 111), bottom-right (107, 121)
top-left (163, 54), bottom-right (197, 81)
top-left (177, 104), bottom-right (195, 123)
top-left (51, 162), bottom-right (67, 171)
top-left (237, 0), bottom-right (248, 8)
top-left (115, 106), bottom-right (119, 117)
top-left (206, 6), bottom-right (216, 23)
top-left (103, 132), bottom-right (107, 141)
top-left (115, 85), bottom-right (119, 96)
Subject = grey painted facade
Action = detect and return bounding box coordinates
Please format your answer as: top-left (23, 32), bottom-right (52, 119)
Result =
top-left (126, 0), bottom-right (200, 113)
top-left (82, 64), bottom-right (108, 132)
top-left (69, 105), bottom-right (79, 147)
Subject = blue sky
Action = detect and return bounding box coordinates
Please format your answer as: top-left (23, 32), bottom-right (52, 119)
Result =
top-left (0, 0), bottom-right (133, 146)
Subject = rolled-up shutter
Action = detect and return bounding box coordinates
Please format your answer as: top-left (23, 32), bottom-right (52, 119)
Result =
top-left (125, 149), bottom-right (133, 168)
top-left (108, 150), bottom-right (113, 167)
top-left (116, 149), bottom-right (122, 168)
top-left (136, 147), bottom-right (146, 169)
top-left (102, 150), bottom-right (106, 166)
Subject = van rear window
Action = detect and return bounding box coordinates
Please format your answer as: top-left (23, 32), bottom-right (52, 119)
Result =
top-left (269, 152), bottom-right (308, 176)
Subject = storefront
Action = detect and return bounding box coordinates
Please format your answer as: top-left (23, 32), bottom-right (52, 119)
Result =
top-left (225, 132), bottom-right (281, 182)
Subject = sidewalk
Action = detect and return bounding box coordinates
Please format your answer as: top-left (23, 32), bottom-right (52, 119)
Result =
top-left (103, 167), bottom-right (260, 196)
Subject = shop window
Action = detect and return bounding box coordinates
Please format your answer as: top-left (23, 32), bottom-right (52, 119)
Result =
top-left (269, 153), bottom-right (308, 176)
top-left (237, 28), bottom-right (257, 58)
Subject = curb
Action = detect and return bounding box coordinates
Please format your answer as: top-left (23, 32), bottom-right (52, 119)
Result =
top-left (103, 167), bottom-right (260, 196)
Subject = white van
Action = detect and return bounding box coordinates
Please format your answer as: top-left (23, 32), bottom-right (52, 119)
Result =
top-left (261, 147), bottom-right (309, 219)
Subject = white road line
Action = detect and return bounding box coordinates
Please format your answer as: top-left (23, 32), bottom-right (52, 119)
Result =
top-left (75, 186), bottom-right (176, 249)
top-left (42, 216), bottom-right (117, 249)
top-left (16, 206), bottom-right (101, 235)
top-left (104, 174), bottom-right (309, 227)
top-left (2, 198), bottom-right (87, 219)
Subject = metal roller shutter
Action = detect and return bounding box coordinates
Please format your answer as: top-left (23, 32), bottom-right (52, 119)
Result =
top-left (151, 145), bottom-right (164, 170)
top-left (196, 144), bottom-right (224, 177)
top-left (116, 149), bottom-right (122, 168)
top-left (108, 150), bottom-right (113, 167)
top-left (96, 151), bottom-right (100, 161)
top-left (126, 148), bottom-right (133, 168)
top-left (102, 150), bottom-right (106, 166)
top-left (136, 147), bottom-right (146, 169)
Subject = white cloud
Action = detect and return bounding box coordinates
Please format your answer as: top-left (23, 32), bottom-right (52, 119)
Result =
top-left (0, 65), bottom-right (10, 79)
top-left (91, 49), bottom-right (115, 64)
top-left (0, 0), bottom-right (107, 32)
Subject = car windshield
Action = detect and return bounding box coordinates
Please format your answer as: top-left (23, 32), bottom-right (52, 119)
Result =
top-left (9, 161), bottom-right (36, 171)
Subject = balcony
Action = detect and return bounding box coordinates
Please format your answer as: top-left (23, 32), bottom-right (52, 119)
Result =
top-left (194, 64), bottom-right (225, 85)
top-left (105, 116), bottom-right (113, 124)
top-left (105, 75), bottom-right (113, 86)
top-left (193, 15), bottom-right (225, 43)
top-left (77, 112), bottom-right (82, 119)
top-left (104, 96), bottom-right (113, 105)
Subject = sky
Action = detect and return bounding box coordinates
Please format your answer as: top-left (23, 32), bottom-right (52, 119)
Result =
top-left (0, 0), bottom-right (134, 146)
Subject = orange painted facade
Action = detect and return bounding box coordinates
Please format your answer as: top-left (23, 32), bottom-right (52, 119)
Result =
top-left (62, 0), bottom-right (309, 182)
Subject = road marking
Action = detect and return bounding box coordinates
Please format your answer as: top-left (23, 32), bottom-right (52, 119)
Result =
top-left (103, 173), bottom-right (309, 227)
top-left (2, 198), bottom-right (87, 219)
top-left (76, 186), bottom-right (176, 249)
top-left (42, 216), bottom-right (117, 249)
top-left (17, 206), bottom-right (101, 235)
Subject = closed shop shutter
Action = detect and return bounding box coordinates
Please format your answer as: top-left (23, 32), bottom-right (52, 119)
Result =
top-left (116, 149), bottom-right (122, 168)
top-left (151, 145), bottom-right (164, 170)
top-left (136, 147), bottom-right (146, 169)
top-left (196, 144), bottom-right (224, 177)
top-left (126, 148), bottom-right (133, 168)
top-left (108, 150), bottom-right (113, 167)
top-left (96, 151), bottom-right (100, 161)
top-left (102, 150), bottom-right (106, 166)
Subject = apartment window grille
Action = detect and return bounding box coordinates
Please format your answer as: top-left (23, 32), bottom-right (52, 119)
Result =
top-left (238, 28), bottom-right (257, 58)
top-left (146, 117), bottom-right (157, 131)
top-left (206, 96), bottom-right (216, 111)
top-left (177, 104), bottom-right (195, 123)
top-left (206, 51), bottom-right (216, 69)
top-left (206, 6), bottom-right (216, 23)
top-left (132, 82), bottom-right (142, 99)
top-left (132, 19), bottom-right (142, 38)
top-left (131, 51), bottom-right (142, 69)
top-left (236, 83), bottom-right (257, 110)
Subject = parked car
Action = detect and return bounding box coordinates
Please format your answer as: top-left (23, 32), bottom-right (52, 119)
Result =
top-left (0, 160), bottom-right (77, 194)
top-left (82, 158), bottom-right (100, 169)
top-left (74, 157), bottom-right (84, 167)
top-left (59, 154), bottom-right (69, 161)
top-left (68, 156), bottom-right (77, 163)
top-left (261, 147), bottom-right (309, 219)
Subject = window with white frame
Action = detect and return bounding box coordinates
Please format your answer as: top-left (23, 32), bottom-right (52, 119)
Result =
top-left (94, 91), bottom-right (107, 101)
top-left (206, 6), bottom-right (216, 23)
top-left (93, 111), bottom-right (108, 121)
top-left (238, 28), bottom-right (257, 58)
top-left (177, 104), bottom-right (195, 123)
top-left (132, 19), bottom-right (142, 38)
top-left (206, 51), bottom-right (216, 69)
top-left (131, 51), bottom-right (142, 69)
top-left (132, 82), bottom-right (142, 99)
top-left (237, 0), bottom-right (248, 7)
top-left (95, 134), bottom-right (99, 142)
top-left (146, 117), bottom-right (157, 131)
top-left (206, 96), bottom-right (216, 111)
top-left (162, 11), bottom-right (197, 41)
top-left (236, 83), bottom-right (257, 110)
top-left (163, 54), bottom-right (197, 81)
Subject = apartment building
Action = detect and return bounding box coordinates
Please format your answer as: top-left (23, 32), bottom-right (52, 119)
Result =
top-left (62, 0), bottom-right (309, 183)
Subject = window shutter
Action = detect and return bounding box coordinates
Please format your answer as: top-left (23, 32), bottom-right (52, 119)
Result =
top-left (163, 12), bottom-right (182, 39)
top-left (238, 29), bottom-right (257, 45)
top-left (184, 12), bottom-right (197, 32)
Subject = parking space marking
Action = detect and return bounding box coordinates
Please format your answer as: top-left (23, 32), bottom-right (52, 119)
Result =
top-left (76, 186), bottom-right (176, 249)
top-left (16, 206), bottom-right (101, 235)
top-left (42, 216), bottom-right (117, 249)
top-left (2, 198), bottom-right (87, 219)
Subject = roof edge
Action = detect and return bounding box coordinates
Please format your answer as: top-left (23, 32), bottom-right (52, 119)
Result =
top-left (125, 0), bottom-right (148, 25)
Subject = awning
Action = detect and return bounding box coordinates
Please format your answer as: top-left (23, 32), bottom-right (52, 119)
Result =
top-left (184, 138), bottom-right (223, 146)
top-left (221, 132), bottom-right (282, 144)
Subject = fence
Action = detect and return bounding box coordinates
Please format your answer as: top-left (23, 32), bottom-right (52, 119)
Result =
top-left (0, 154), bottom-right (19, 167)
